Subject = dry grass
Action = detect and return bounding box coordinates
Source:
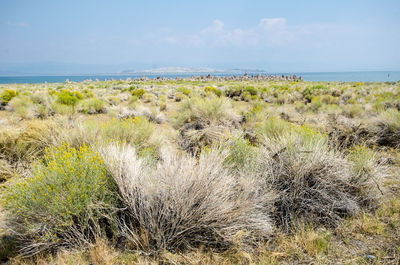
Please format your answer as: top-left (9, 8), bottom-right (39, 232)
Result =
top-left (98, 143), bottom-right (274, 254)
top-left (175, 96), bottom-right (242, 154)
top-left (255, 129), bottom-right (385, 230)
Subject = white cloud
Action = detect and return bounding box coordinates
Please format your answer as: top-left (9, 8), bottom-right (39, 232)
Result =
top-left (201, 19), bottom-right (224, 35)
top-left (258, 18), bottom-right (294, 44)
top-left (5, 21), bottom-right (28, 27)
top-left (158, 18), bottom-right (341, 48)
top-left (188, 18), bottom-right (295, 47)
top-left (259, 18), bottom-right (286, 31)
top-left (164, 36), bottom-right (178, 44)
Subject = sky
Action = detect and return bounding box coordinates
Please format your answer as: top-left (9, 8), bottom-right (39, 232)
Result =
top-left (1, 0), bottom-right (400, 74)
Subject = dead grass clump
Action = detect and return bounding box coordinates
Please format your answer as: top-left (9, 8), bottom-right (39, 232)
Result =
top-left (174, 96), bottom-right (241, 127)
top-left (372, 109), bottom-right (400, 148)
top-left (178, 122), bottom-right (231, 155)
top-left (325, 114), bottom-right (370, 149)
top-left (98, 143), bottom-right (274, 254)
top-left (256, 129), bottom-right (385, 230)
top-left (175, 97), bottom-right (241, 154)
top-left (0, 120), bottom-right (61, 162)
top-left (0, 159), bottom-right (14, 182)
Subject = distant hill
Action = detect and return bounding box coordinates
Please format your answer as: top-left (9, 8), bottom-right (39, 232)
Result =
top-left (121, 67), bottom-right (268, 74)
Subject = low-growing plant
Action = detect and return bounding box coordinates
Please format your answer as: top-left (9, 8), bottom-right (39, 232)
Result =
top-left (176, 87), bottom-right (191, 96)
top-left (100, 117), bottom-right (154, 150)
top-left (131, 88), bottom-right (146, 98)
top-left (8, 96), bottom-right (36, 119)
top-left (203, 86), bottom-right (222, 97)
top-left (0, 90), bottom-right (18, 105)
top-left (255, 116), bottom-right (294, 139)
top-left (0, 120), bottom-right (62, 162)
top-left (310, 96), bottom-right (323, 112)
top-left (56, 90), bottom-right (83, 107)
top-left (244, 86), bottom-right (258, 96)
top-left (174, 96), bottom-right (239, 127)
top-left (348, 145), bottom-right (387, 204)
top-left (51, 102), bottom-right (75, 115)
top-left (141, 93), bottom-right (156, 103)
top-left (79, 98), bottom-right (107, 114)
top-left (1, 143), bottom-right (116, 256)
top-left (224, 136), bottom-right (257, 175)
top-left (174, 92), bottom-right (185, 102)
top-left (342, 104), bottom-right (363, 118)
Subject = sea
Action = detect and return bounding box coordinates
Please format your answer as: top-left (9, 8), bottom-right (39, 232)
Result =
top-left (0, 71), bottom-right (399, 84)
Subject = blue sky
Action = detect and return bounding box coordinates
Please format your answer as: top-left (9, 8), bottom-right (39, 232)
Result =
top-left (1, 0), bottom-right (400, 74)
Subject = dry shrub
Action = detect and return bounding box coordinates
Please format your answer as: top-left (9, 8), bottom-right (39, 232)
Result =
top-left (348, 145), bottom-right (388, 206)
top-left (174, 96), bottom-right (241, 128)
top-left (98, 143), bottom-right (274, 254)
top-left (325, 114), bottom-right (370, 149)
top-left (0, 159), bottom-right (14, 182)
top-left (88, 238), bottom-right (118, 265)
top-left (256, 129), bottom-right (385, 230)
top-left (325, 111), bottom-right (400, 149)
top-left (7, 96), bottom-right (37, 119)
top-left (178, 122), bottom-right (232, 155)
top-left (175, 97), bottom-right (241, 154)
top-left (371, 109), bottom-right (400, 148)
top-left (0, 120), bottom-right (62, 162)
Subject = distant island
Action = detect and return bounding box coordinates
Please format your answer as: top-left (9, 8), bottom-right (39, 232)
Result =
top-left (120, 67), bottom-right (268, 74)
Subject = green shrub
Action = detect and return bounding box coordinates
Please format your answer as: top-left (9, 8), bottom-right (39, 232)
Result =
top-left (224, 136), bottom-right (256, 174)
top-left (82, 89), bottom-right (94, 98)
top-left (0, 90), bottom-right (18, 105)
top-left (100, 117), bottom-right (154, 150)
top-left (342, 104), bottom-right (363, 118)
top-left (302, 85), bottom-right (329, 102)
top-left (1, 143), bottom-right (116, 255)
top-left (204, 86), bottom-right (222, 97)
top-left (56, 90), bottom-right (82, 106)
top-left (131, 88), bottom-right (146, 98)
top-left (310, 96), bottom-right (323, 112)
top-left (321, 95), bottom-right (339, 105)
top-left (225, 86), bottom-right (243, 98)
top-left (177, 87), bottom-right (191, 96)
top-left (106, 96), bottom-right (121, 105)
top-left (51, 102), bottom-right (75, 115)
top-left (256, 116), bottom-right (294, 139)
top-left (142, 93), bottom-right (156, 103)
top-left (224, 86), bottom-right (257, 99)
top-left (174, 92), bottom-right (185, 102)
top-left (8, 96), bottom-right (35, 119)
top-left (79, 98), bottom-right (106, 114)
top-left (244, 86), bottom-right (258, 96)
top-left (159, 100), bottom-right (167, 111)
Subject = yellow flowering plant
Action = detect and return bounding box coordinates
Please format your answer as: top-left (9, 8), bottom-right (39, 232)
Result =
top-left (1, 143), bottom-right (116, 254)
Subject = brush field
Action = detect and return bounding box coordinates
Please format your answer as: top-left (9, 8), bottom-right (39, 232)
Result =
top-left (0, 78), bottom-right (399, 264)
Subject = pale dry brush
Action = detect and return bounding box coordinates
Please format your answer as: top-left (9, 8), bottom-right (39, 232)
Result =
top-left (98, 143), bottom-right (274, 254)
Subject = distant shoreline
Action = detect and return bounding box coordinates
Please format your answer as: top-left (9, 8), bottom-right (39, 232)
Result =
top-left (0, 71), bottom-right (399, 84)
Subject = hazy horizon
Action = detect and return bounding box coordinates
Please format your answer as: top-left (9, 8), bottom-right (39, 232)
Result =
top-left (1, 0), bottom-right (400, 75)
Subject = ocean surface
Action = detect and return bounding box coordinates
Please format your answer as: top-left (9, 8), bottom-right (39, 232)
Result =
top-left (0, 71), bottom-right (399, 84)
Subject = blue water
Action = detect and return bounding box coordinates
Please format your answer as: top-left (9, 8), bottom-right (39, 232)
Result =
top-left (0, 71), bottom-right (399, 84)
